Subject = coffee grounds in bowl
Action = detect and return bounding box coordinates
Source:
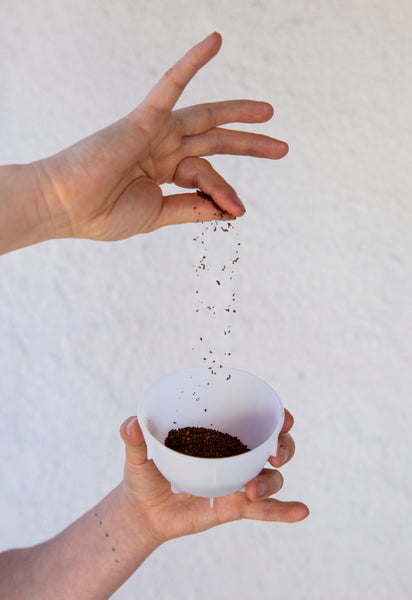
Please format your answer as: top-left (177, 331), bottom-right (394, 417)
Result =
top-left (164, 426), bottom-right (249, 458)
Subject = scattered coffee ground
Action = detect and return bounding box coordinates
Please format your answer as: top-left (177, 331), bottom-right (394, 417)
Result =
top-left (188, 189), bottom-right (241, 390)
top-left (165, 426), bottom-right (249, 458)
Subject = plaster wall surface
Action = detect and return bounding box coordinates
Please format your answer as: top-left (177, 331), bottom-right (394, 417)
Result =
top-left (1, 1), bottom-right (411, 599)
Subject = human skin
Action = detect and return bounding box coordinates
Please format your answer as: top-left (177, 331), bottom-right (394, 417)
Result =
top-left (0, 32), bottom-right (288, 254)
top-left (0, 411), bottom-right (308, 600)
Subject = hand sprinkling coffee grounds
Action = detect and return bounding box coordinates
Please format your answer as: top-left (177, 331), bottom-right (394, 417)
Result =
top-left (165, 427), bottom-right (249, 458)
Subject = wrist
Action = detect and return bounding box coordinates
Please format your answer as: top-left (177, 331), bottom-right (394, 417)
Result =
top-left (0, 484), bottom-right (162, 600)
top-left (30, 159), bottom-right (74, 240)
top-left (0, 161), bottom-right (74, 254)
top-left (113, 482), bottom-right (162, 554)
top-left (0, 163), bottom-right (50, 253)
top-left (56, 483), bottom-right (161, 598)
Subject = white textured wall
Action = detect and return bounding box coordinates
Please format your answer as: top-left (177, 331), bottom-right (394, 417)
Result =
top-left (1, 1), bottom-right (412, 598)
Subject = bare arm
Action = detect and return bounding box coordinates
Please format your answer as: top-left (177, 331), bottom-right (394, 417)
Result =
top-left (0, 163), bottom-right (60, 254)
top-left (0, 484), bottom-right (157, 600)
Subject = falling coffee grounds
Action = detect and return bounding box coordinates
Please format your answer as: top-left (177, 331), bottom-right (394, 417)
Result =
top-left (165, 426), bottom-right (249, 458)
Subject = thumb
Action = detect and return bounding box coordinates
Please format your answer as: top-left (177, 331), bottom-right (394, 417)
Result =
top-left (150, 192), bottom-right (236, 230)
top-left (120, 416), bottom-right (148, 466)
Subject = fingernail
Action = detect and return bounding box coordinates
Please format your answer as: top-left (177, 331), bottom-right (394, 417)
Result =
top-left (204, 32), bottom-right (218, 42)
top-left (234, 195), bottom-right (246, 212)
top-left (278, 444), bottom-right (290, 464)
top-left (126, 419), bottom-right (135, 437)
top-left (257, 480), bottom-right (269, 497)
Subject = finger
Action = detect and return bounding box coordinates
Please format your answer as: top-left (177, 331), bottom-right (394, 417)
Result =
top-left (269, 432), bottom-right (296, 468)
top-left (174, 100), bottom-right (274, 136)
top-left (281, 408), bottom-right (294, 433)
top-left (174, 156), bottom-right (245, 215)
top-left (146, 156), bottom-right (247, 230)
top-left (245, 468), bottom-right (284, 501)
top-left (143, 32), bottom-right (222, 111)
top-left (120, 416), bottom-right (149, 466)
top-left (241, 498), bottom-right (310, 523)
top-left (146, 192), bottom-right (236, 232)
top-left (182, 127), bottom-right (289, 160)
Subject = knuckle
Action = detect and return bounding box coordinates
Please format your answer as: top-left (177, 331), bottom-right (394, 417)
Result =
top-left (272, 470), bottom-right (284, 493)
top-left (205, 105), bottom-right (217, 128)
top-left (278, 433), bottom-right (295, 463)
top-left (162, 66), bottom-right (185, 93)
top-left (213, 129), bottom-right (225, 153)
top-left (196, 157), bottom-right (210, 172)
top-left (163, 66), bottom-right (176, 80)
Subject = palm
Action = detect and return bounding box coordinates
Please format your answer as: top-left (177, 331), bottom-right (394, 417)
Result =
top-left (124, 459), bottom-right (247, 541)
top-left (124, 459), bottom-right (266, 542)
top-left (42, 33), bottom-right (288, 242)
top-left (121, 410), bottom-right (308, 543)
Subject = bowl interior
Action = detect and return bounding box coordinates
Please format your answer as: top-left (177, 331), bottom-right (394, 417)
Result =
top-left (138, 367), bottom-right (283, 451)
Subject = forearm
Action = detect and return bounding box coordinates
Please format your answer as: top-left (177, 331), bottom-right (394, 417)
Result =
top-left (0, 483), bottom-right (159, 600)
top-left (0, 162), bottom-right (63, 254)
